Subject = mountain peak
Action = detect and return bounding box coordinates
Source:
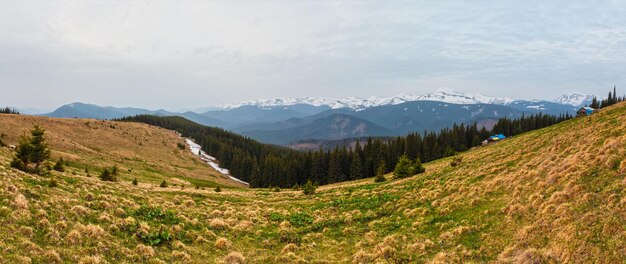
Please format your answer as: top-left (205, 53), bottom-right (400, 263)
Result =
top-left (417, 89), bottom-right (514, 105)
top-left (553, 92), bottom-right (596, 107)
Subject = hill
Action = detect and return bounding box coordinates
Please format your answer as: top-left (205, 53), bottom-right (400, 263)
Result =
top-left (0, 114), bottom-right (245, 189)
top-left (1, 102), bottom-right (625, 262)
top-left (44, 102), bottom-right (230, 128)
top-left (240, 114), bottom-right (395, 145)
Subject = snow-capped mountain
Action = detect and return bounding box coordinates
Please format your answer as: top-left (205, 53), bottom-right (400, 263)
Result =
top-left (223, 88), bottom-right (528, 111)
top-left (415, 88), bottom-right (514, 105)
top-left (220, 88), bottom-right (598, 111)
top-left (553, 92), bottom-right (596, 107)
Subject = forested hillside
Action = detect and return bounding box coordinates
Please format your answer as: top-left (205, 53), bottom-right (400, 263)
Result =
top-left (121, 112), bottom-right (571, 188)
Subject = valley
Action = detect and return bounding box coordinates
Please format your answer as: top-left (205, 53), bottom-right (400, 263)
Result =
top-left (1, 101), bottom-right (625, 262)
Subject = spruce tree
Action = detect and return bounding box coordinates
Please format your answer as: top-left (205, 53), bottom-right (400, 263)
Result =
top-left (11, 125), bottom-right (50, 174)
top-left (302, 180), bottom-right (316, 195)
top-left (53, 157), bottom-right (65, 172)
top-left (349, 153), bottom-right (364, 180)
top-left (394, 155), bottom-right (414, 179)
top-left (414, 157), bottom-right (426, 174)
top-left (374, 160), bottom-right (386, 182)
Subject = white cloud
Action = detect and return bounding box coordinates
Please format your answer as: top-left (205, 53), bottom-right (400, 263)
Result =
top-left (1, 1), bottom-right (626, 110)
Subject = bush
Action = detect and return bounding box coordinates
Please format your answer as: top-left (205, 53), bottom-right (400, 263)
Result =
top-left (11, 125), bottom-right (50, 175)
top-left (394, 155), bottom-right (425, 179)
top-left (49, 178), bottom-right (58, 188)
top-left (100, 168), bottom-right (117, 182)
top-left (374, 160), bottom-right (386, 183)
top-left (111, 166), bottom-right (119, 176)
top-left (450, 156), bottom-right (463, 167)
top-left (414, 157), bottom-right (425, 174)
top-left (160, 181), bottom-right (167, 188)
top-left (393, 155), bottom-right (413, 179)
top-left (140, 229), bottom-right (172, 246)
top-left (302, 180), bottom-right (316, 195)
top-left (132, 178), bottom-right (138, 185)
top-left (273, 187), bottom-right (281, 192)
top-left (53, 158), bottom-right (65, 172)
top-left (177, 142), bottom-right (186, 150)
top-left (214, 186), bottom-right (222, 192)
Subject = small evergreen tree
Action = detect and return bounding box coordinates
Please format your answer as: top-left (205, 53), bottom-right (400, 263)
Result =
top-left (374, 160), bottom-right (386, 183)
top-left (214, 186), bottom-right (222, 192)
top-left (99, 168), bottom-right (117, 182)
top-left (160, 180), bottom-right (168, 188)
top-left (111, 165), bottom-right (119, 176)
top-left (132, 178), bottom-right (138, 185)
top-left (11, 125), bottom-right (50, 174)
top-left (302, 180), bottom-right (316, 195)
top-left (393, 155), bottom-right (414, 179)
top-left (414, 157), bottom-right (426, 174)
top-left (53, 157), bottom-right (65, 172)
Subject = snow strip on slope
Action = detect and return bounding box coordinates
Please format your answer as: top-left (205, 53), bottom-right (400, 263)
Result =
top-left (185, 138), bottom-right (249, 185)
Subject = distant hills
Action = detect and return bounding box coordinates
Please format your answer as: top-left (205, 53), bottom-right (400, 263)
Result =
top-left (41, 89), bottom-right (594, 145)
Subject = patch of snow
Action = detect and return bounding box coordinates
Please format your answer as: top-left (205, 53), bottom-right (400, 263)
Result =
top-left (471, 108), bottom-right (484, 118)
top-left (185, 138), bottom-right (249, 185)
top-left (526, 105), bottom-right (546, 110)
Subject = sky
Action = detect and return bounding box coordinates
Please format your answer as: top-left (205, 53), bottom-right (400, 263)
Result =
top-left (1, 1), bottom-right (626, 112)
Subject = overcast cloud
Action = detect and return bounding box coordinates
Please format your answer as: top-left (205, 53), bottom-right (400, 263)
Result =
top-left (1, 1), bottom-right (626, 111)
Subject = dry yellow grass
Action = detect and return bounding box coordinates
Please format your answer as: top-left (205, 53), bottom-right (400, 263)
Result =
top-left (0, 114), bottom-right (244, 188)
top-left (0, 102), bottom-right (626, 262)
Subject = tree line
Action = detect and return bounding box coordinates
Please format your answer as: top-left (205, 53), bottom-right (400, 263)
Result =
top-left (120, 112), bottom-right (571, 188)
top-left (1, 107), bottom-right (19, 114)
top-left (590, 86), bottom-right (625, 109)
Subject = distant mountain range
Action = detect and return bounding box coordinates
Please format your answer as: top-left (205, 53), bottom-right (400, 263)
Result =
top-left (222, 88), bottom-right (594, 111)
top-left (41, 89), bottom-right (596, 146)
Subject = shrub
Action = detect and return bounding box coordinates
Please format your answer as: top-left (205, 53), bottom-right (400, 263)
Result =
top-left (177, 142), bottom-right (186, 150)
top-left (393, 155), bottom-right (413, 179)
top-left (11, 125), bottom-right (50, 175)
top-left (132, 205), bottom-right (180, 224)
top-left (160, 181), bottom-right (168, 188)
top-left (99, 168), bottom-right (117, 182)
top-left (132, 178), bottom-right (138, 186)
top-left (450, 156), bottom-right (463, 167)
top-left (53, 158), bottom-right (65, 172)
top-left (140, 229), bottom-right (172, 246)
top-left (394, 155), bottom-right (425, 179)
top-left (374, 160), bottom-right (386, 183)
top-left (302, 180), bottom-right (316, 195)
top-left (49, 178), bottom-right (58, 188)
top-left (273, 187), bottom-right (281, 192)
top-left (110, 166), bottom-right (118, 176)
top-left (414, 157), bottom-right (425, 174)
top-left (214, 186), bottom-right (222, 192)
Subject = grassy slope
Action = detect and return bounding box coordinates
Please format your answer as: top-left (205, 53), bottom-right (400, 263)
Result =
top-left (1, 102), bottom-right (625, 263)
top-left (0, 114), bottom-right (244, 188)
